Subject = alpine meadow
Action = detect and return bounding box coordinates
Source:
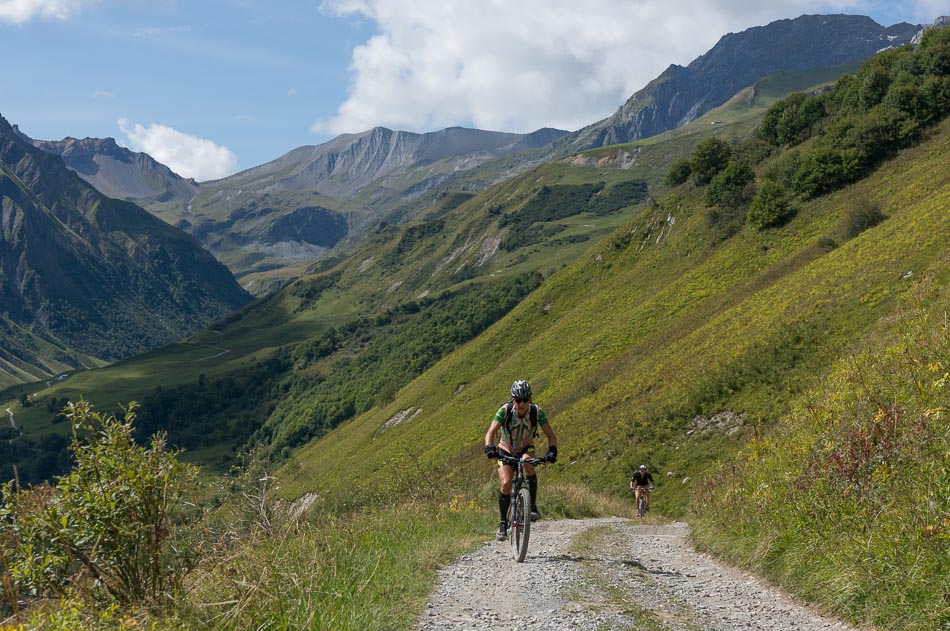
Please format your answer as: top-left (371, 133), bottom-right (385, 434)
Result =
top-left (1, 14), bottom-right (948, 631)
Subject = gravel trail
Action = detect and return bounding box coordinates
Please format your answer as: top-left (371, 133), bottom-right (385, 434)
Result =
top-left (415, 517), bottom-right (861, 631)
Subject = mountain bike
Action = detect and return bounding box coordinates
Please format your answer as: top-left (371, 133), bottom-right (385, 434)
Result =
top-left (634, 485), bottom-right (654, 517)
top-left (498, 453), bottom-right (549, 562)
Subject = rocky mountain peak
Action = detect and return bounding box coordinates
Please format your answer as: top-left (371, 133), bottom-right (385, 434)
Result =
top-left (566, 14), bottom-right (921, 151)
top-left (31, 132), bottom-right (200, 202)
top-left (912, 15), bottom-right (950, 44)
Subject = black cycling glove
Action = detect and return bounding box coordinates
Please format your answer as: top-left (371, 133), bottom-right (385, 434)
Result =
top-left (485, 445), bottom-right (498, 460)
top-left (545, 445), bottom-right (558, 463)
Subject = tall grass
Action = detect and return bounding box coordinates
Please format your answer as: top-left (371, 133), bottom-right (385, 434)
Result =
top-left (178, 504), bottom-right (493, 631)
top-left (690, 278), bottom-right (950, 630)
top-left (178, 479), bottom-right (632, 630)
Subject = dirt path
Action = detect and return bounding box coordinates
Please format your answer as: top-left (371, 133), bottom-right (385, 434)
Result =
top-left (416, 517), bottom-right (859, 631)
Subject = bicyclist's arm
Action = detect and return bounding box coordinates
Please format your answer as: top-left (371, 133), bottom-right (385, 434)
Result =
top-left (540, 421), bottom-right (557, 449)
top-left (485, 419), bottom-right (502, 448)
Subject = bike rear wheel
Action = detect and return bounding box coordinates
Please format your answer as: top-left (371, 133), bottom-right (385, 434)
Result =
top-left (510, 487), bottom-right (531, 562)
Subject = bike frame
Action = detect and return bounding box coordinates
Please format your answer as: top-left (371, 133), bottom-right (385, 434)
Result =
top-left (634, 485), bottom-right (654, 518)
top-left (498, 453), bottom-right (546, 562)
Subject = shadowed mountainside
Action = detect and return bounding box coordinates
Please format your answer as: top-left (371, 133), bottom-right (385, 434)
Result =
top-left (0, 115), bottom-right (252, 388)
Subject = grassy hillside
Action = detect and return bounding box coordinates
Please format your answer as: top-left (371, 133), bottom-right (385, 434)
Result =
top-left (0, 53), bottom-right (930, 489)
top-left (278, 61), bottom-right (950, 630)
top-left (284, 115), bottom-right (948, 505)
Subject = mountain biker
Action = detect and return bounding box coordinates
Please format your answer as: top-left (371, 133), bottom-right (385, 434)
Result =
top-left (484, 380), bottom-right (558, 541)
top-left (630, 464), bottom-right (654, 511)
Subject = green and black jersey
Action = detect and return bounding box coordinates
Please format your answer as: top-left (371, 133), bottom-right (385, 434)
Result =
top-left (493, 403), bottom-right (549, 453)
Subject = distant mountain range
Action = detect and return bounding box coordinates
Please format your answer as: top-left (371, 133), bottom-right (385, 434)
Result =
top-left (24, 14), bottom-right (922, 295)
top-left (205, 125), bottom-right (569, 202)
top-left (0, 115), bottom-right (251, 388)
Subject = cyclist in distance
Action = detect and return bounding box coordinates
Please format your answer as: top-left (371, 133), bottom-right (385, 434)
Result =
top-left (484, 380), bottom-right (558, 541)
top-left (630, 464), bottom-right (655, 511)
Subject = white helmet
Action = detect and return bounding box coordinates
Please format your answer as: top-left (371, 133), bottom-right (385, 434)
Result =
top-left (510, 380), bottom-right (532, 400)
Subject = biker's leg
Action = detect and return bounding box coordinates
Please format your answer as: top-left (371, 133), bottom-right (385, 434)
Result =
top-left (497, 464), bottom-right (513, 535)
top-left (522, 453), bottom-right (540, 518)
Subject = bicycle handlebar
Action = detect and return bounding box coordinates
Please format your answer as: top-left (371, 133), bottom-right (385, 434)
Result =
top-left (497, 454), bottom-right (550, 466)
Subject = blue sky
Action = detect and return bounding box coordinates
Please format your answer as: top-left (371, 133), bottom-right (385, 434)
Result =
top-left (1, 0), bottom-right (945, 181)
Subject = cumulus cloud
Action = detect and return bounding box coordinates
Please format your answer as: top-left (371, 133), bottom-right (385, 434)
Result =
top-left (313, 0), bottom-right (937, 136)
top-left (0, 0), bottom-right (90, 24)
top-left (118, 119), bottom-right (239, 182)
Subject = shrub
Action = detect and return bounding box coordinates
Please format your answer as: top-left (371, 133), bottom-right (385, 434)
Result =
top-left (758, 92), bottom-right (826, 146)
top-left (842, 196), bottom-right (886, 240)
top-left (747, 181), bottom-right (795, 229)
top-left (704, 162), bottom-right (755, 208)
top-left (665, 158), bottom-right (692, 186)
top-left (0, 401), bottom-right (198, 607)
top-left (690, 137), bottom-right (733, 185)
top-left (793, 146), bottom-right (863, 198)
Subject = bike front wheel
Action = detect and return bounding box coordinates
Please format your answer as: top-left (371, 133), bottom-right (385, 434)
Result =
top-left (510, 487), bottom-right (532, 562)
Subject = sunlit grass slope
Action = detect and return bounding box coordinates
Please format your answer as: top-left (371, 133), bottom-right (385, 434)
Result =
top-left (284, 115), bottom-right (949, 516)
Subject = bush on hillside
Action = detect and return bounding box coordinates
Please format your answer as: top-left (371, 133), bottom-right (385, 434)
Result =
top-left (747, 180), bottom-right (795, 229)
top-left (731, 138), bottom-right (775, 168)
top-left (705, 161), bottom-right (755, 208)
top-left (665, 158), bottom-right (692, 186)
top-left (690, 137), bottom-right (733, 185)
top-left (758, 91), bottom-right (826, 146)
top-left (842, 195), bottom-right (886, 239)
top-left (792, 146), bottom-right (863, 198)
top-left (0, 401), bottom-right (198, 608)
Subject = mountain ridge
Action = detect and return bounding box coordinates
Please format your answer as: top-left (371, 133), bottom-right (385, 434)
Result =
top-left (28, 133), bottom-right (200, 204)
top-left (27, 14), bottom-right (924, 294)
top-left (0, 114), bottom-right (252, 388)
top-left (567, 14), bottom-right (921, 149)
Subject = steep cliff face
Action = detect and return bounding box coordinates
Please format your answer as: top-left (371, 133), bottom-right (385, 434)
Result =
top-left (0, 115), bottom-right (251, 385)
top-left (569, 14), bottom-right (920, 149)
top-left (29, 134), bottom-right (199, 203)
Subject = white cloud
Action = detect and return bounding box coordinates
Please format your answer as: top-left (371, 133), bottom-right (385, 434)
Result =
top-left (0, 0), bottom-right (90, 24)
top-left (92, 89), bottom-right (113, 100)
top-left (313, 0), bottom-right (939, 136)
top-left (118, 119), bottom-right (239, 182)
